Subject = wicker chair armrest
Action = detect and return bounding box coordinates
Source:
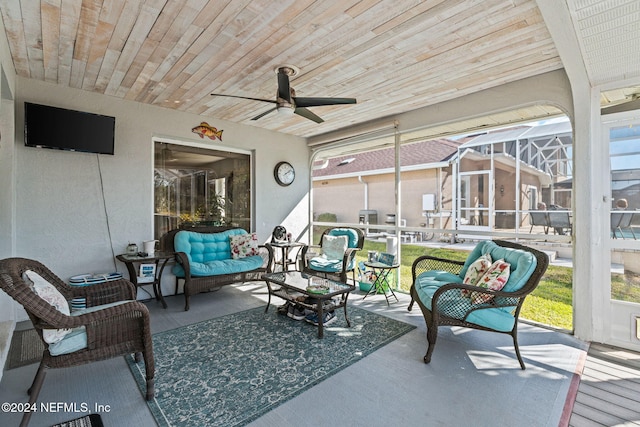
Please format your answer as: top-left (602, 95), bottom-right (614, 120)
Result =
top-left (75, 300), bottom-right (149, 324)
top-left (341, 247), bottom-right (359, 266)
top-left (78, 301), bottom-right (151, 350)
top-left (72, 279), bottom-right (136, 307)
top-left (432, 273), bottom-right (540, 303)
top-left (411, 255), bottom-right (465, 282)
top-left (174, 251), bottom-right (191, 277)
top-left (431, 283), bottom-right (522, 315)
top-left (300, 244), bottom-right (321, 269)
top-left (34, 300), bottom-right (148, 330)
top-left (301, 244), bottom-right (321, 255)
top-left (257, 244), bottom-right (274, 272)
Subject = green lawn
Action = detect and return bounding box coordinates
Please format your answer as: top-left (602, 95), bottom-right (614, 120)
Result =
top-left (356, 240), bottom-right (574, 331)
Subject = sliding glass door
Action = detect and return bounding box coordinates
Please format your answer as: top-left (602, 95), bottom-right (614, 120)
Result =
top-left (153, 141), bottom-right (252, 238)
top-left (604, 112), bottom-right (640, 350)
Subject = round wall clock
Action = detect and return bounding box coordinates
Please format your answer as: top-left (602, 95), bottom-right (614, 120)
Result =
top-left (274, 161), bottom-right (295, 186)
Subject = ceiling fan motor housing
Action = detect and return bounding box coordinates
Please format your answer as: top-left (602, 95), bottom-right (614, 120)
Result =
top-left (211, 64), bottom-right (356, 123)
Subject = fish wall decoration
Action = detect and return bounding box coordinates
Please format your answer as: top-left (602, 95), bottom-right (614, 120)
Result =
top-left (192, 122), bottom-right (223, 141)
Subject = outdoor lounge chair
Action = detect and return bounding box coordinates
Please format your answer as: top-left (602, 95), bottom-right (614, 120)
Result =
top-left (301, 227), bottom-right (364, 284)
top-left (0, 258), bottom-right (155, 427)
top-left (611, 212), bottom-right (637, 239)
top-left (408, 240), bottom-right (549, 369)
top-left (548, 211), bottom-right (572, 235)
top-left (529, 211), bottom-right (549, 234)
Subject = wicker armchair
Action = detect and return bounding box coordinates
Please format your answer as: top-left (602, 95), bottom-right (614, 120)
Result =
top-left (408, 240), bottom-right (548, 369)
top-left (301, 227), bottom-right (365, 284)
top-left (0, 258), bottom-right (155, 427)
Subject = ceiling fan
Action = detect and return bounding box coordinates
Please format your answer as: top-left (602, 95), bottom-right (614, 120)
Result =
top-left (211, 66), bottom-right (356, 123)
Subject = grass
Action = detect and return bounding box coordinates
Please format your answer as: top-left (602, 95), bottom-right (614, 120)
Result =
top-left (356, 240), bottom-right (575, 331)
top-left (611, 272), bottom-right (640, 303)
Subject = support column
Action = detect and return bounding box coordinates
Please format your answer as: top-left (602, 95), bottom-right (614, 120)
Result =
top-left (572, 85), bottom-right (609, 342)
top-left (536, 0), bottom-right (607, 343)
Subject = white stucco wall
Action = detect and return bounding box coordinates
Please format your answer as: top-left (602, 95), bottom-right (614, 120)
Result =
top-left (0, 18), bottom-right (17, 377)
top-left (13, 77), bottom-right (309, 301)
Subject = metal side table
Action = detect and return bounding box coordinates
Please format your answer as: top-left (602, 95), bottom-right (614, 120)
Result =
top-left (363, 261), bottom-right (400, 306)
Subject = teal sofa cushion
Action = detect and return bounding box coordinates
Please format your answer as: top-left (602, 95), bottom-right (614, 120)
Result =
top-left (172, 229), bottom-right (263, 277)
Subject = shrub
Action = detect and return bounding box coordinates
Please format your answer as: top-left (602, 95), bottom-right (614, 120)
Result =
top-left (313, 212), bottom-right (337, 240)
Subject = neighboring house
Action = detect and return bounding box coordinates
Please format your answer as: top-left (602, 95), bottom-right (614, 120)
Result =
top-left (313, 121), bottom-right (574, 234)
top-left (312, 138), bottom-right (461, 231)
top-left (454, 121), bottom-right (573, 232)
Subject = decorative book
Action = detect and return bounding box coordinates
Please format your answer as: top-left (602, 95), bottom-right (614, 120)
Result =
top-left (377, 252), bottom-right (396, 266)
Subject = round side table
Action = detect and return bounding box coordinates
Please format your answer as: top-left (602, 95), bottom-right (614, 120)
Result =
top-left (363, 261), bottom-right (400, 305)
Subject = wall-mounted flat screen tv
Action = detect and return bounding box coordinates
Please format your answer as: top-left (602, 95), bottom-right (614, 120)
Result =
top-left (24, 102), bottom-right (115, 155)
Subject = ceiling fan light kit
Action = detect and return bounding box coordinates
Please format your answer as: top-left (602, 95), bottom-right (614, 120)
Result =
top-left (277, 106), bottom-right (295, 116)
top-left (211, 65), bottom-right (356, 123)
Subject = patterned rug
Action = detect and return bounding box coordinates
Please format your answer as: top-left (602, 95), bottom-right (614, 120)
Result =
top-left (51, 414), bottom-right (103, 427)
top-left (127, 305), bottom-right (415, 427)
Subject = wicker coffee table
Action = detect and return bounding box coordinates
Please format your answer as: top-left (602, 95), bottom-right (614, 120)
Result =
top-left (262, 271), bottom-right (356, 338)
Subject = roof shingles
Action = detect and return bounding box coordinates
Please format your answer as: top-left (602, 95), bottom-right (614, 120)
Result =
top-left (313, 139), bottom-right (461, 177)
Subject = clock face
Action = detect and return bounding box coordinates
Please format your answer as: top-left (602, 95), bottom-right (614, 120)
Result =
top-left (274, 161), bottom-right (295, 186)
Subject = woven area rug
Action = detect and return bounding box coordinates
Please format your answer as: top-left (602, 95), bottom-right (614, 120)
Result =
top-left (51, 414), bottom-right (103, 427)
top-left (127, 305), bottom-right (415, 427)
top-left (7, 328), bottom-right (44, 369)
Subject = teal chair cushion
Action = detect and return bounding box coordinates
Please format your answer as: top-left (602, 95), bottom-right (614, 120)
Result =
top-left (328, 228), bottom-right (359, 248)
top-left (49, 300), bottom-right (130, 356)
top-left (308, 228), bottom-right (360, 274)
top-left (465, 307), bottom-right (516, 332)
top-left (414, 271), bottom-right (462, 310)
top-left (458, 240), bottom-right (537, 293)
top-left (414, 240), bottom-right (538, 332)
top-left (308, 256), bottom-right (345, 273)
top-left (414, 271), bottom-right (516, 332)
top-left (172, 229), bottom-right (263, 277)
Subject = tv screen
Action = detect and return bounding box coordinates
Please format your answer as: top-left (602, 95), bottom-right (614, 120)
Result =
top-left (24, 102), bottom-right (115, 155)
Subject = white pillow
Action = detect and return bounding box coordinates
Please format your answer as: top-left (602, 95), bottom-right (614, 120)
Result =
top-left (23, 270), bottom-right (72, 344)
top-left (461, 253), bottom-right (492, 298)
top-left (229, 232), bottom-right (259, 259)
top-left (322, 235), bottom-right (348, 260)
top-left (470, 259), bottom-right (511, 304)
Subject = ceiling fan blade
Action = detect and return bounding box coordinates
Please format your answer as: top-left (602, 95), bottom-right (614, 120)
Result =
top-left (211, 93), bottom-right (277, 104)
top-left (251, 107), bottom-right (278, 121)
top-left (294, 107), bottom-right (324, 123)
top-left (277, 71), bottom-right (291, 103)
top-left (293, 97), bottom-right (357, 108)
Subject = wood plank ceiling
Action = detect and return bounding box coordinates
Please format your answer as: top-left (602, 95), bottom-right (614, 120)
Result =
top-left (0, 1), bottom-right (635, 139)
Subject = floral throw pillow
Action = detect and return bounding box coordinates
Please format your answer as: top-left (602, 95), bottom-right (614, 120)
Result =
top-left (470, 259), bottom-right (511, 304)
top-left (461, 253), bottom-right (493, 298)
top-left (229, 233), bottom-right (259, 259)
top-left (322, 235), bottom-right (349, 260)
top-left (23, 270), bottom-right (72, 344)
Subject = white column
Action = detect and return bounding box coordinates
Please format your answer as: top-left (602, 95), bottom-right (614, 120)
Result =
top-left (535, 0), bottom-right (606, 344)
top-left (572, 85), bottom-right (609, 342)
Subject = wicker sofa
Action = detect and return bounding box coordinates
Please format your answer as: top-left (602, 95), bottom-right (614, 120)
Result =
top-left (160, 226), bottom-right (273, 311)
